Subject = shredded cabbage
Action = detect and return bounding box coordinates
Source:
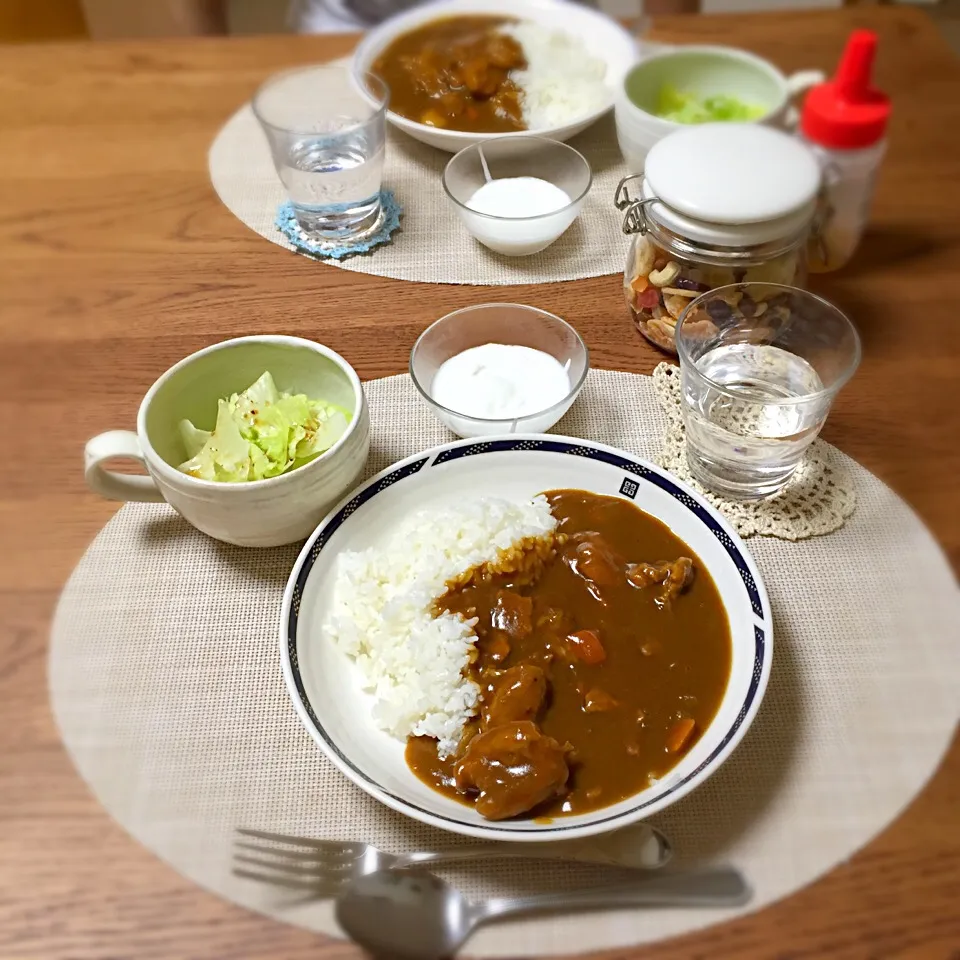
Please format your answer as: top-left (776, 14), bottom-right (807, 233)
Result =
top-left (177, 371), bottom-right (351, 482)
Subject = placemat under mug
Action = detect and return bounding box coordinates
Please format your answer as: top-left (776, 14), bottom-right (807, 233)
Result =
top-left (208, 59), bottom-right (629, 286)
top-left (50, 370), bottom-right (959, 957)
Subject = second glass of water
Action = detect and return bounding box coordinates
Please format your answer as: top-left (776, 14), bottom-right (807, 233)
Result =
top-left (675, 283), bottom-right (861, 500)
top-left (253, 65), bottom-right (388, 242)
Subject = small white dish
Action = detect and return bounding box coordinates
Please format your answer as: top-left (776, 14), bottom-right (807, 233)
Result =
top-left (352, 0), bottom-right (637, 153)
top-left (409, 303), bottom-right (589, 437)
top-left (443, 137), bottom-right (591, 256)
top-left (615, 45), bottom-right (824, 172)
top-left (84, 336), bottom-right (370, 547)
top-left (281, 434), bottom-right (773, 842)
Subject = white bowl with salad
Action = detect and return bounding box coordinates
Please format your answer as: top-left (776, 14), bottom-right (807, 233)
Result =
top-left (615, 45), bottom-right (824, 172)
top-left (84, 336), bottom-right (370, 547)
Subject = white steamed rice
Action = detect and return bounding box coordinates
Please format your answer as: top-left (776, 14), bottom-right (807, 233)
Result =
top-left (322, 495), bottom-right (557, 757)
top-left (501, 22), bottom-right (610, 130)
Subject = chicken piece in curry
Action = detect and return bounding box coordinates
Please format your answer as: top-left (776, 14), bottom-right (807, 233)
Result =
top-left (371, 16), bottom-right (527, 133)
top-left (405, 489), bottom-right (732, 821)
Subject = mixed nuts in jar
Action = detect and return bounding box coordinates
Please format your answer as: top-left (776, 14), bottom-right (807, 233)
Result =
top-left (623, 233), bottom-right (807, 353)
top-left (616, 124), bottom-right (822, 355)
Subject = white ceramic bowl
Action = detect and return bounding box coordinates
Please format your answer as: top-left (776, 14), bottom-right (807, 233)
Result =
top-left (281, 435), bottom-right (773, 841)
top-left (352, 0), bottom-right (638, 153)
top-left (409, 303), bottom-right (589, 437)
top-left (84, 336), bottom-right (371, 547)
top-left (615, 45), bottom-right (824, 173)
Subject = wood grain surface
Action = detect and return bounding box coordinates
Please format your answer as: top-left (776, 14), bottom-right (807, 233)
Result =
top-left (1, 7), bottom-right (958, 959)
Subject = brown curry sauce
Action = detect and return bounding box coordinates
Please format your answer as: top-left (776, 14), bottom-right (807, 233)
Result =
top-left (405, 489), bottom-right (732, 820)
top-left (371, 16), bottom-right (527, 133)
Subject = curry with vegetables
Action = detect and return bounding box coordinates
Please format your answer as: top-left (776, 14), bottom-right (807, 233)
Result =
top-left (405, 489), bottom-right (731, 820)
top-left (371, 16), bottom-right (527, 133)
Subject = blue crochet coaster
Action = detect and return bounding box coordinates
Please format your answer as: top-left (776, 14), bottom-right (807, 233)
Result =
top-left (275, 190), bottom-right (402, 261)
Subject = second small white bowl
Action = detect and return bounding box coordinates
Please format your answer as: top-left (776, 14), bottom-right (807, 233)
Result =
top-left (444, 137), bottom-right (592, 256)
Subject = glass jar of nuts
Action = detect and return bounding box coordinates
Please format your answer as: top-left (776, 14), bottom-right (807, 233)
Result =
top-left (616, 125), bottom-right (821, 355)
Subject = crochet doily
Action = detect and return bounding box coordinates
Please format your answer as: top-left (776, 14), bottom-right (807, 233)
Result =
top-left (653, 363), bottom-right (856, 540)
top-left (274, 190), bottom-right (402, 260)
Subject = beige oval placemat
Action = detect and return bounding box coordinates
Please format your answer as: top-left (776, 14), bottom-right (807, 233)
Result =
top-left (208, 61), bottom-right (629, 285)
top-left (50, 370), bottom-right (959, 957)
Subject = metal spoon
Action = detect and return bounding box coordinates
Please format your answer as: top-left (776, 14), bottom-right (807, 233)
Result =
top-left (336, 867), bottom-right (751, 960)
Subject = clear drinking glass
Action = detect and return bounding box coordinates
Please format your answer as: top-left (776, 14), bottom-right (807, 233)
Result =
top-left (253, 65), bottom-right (388, 242)
top-left (675, 283), bottom-right (861, 500)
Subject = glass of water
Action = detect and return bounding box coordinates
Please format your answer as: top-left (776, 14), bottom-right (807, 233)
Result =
top-left (675, 283), bottom-right (861, 500)
top-left (253, 65), bottom-right (388, 242)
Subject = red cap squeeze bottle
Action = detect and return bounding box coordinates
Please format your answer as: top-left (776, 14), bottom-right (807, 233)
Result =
top-left (800, 30), bottom-right (891, 271)
top-left (802, 29), bottom-right (891, 149)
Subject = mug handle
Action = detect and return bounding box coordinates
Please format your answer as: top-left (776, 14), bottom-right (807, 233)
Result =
top-left (85, 430), bottom-right (165, 503)
top-left (783, 69), bottom-right (826, 128)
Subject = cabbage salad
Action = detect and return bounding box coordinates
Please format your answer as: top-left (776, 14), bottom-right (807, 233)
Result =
top-left (655, 85), bottom-right (766, 124)
top-left (178, 372), bottom-right (350, 482)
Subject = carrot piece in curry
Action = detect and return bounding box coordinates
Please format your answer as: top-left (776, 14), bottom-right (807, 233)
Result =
top-left (566, 629), bottom-right (606, 665)
top-left (665, 717), bottom-right (697, 754)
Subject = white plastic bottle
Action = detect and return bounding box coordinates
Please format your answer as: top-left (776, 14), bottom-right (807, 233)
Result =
top-left (800, 29), bottom-right (891, 273)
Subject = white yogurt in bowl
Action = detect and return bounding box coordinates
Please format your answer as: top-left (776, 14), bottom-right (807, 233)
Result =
top-left (432, 344), bottom-right (571, 424)
top-left (410, 304), bottom-right (590, 438)
top-left (444, 138), bottom-right (592, 257)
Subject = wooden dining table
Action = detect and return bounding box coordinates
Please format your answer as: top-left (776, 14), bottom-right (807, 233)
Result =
top-left (1, 4), bottom-right (958, 958)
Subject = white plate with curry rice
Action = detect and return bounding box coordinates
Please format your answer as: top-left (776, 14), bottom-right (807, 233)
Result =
top-left (281, 435), bottom-right (773, 841)
top-left (352, 0), bottom-right (638, 151)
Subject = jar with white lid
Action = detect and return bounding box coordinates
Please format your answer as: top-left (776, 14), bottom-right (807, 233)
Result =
top-left (616, 123), bottom-right (822, 354)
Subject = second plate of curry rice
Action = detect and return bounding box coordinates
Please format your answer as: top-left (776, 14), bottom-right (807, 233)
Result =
top-left (282, 435), bottom-right (772, 840)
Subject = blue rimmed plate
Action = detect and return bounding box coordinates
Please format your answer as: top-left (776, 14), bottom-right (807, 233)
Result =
top-left (281, 435), bottom-right (773, 842)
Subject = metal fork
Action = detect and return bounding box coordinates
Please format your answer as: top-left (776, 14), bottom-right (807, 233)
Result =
top-left (233, 823), bottom-right (672, 895)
